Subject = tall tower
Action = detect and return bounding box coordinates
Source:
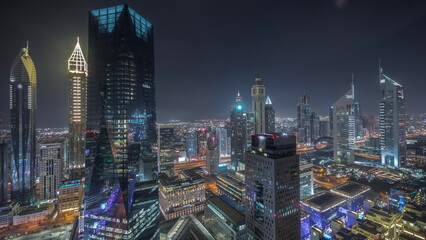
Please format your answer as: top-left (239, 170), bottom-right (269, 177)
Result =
top-left (251, 76), bottom-right (266, 134)
top-left (84, 5), bottom-right (158, 239)
top-left (332, 80), bottom-right (360, 164)
top-left (68, 37), bottom-right (87, 170)
top-left (10, 45), bottom-right (37, 206)
top-left (230, 91), bottom-right (246, 170)
top-left (245, 134), bottom-right (300, 240)
top-left (379, 67), bottom-right (406, 168)
top-left (265, 95), bottom-right (275, 133)
top-left (297, 94), bottom-right (311, 143)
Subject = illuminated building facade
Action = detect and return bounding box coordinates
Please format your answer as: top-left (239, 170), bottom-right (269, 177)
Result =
top-left (301, 191), bottom-right (347, 231)
top-left (0, 143), bottom-right (10, 204)
top-left (245, 134), bottom-right (300, 240)
top-left (158, 126), bottom-right (174, 175)
top-left (230, 91), bottom-right (247, 170)
top-left (185, 131), bottom-right (198, 160)
top-left (330, 181), bottom-right (371, 213)
top-left (39, 139), bottom-right (66, 200)
top-left (297, 94), bottom-right (311, 143)
top-left (300, 161), bottom-right (314, 200)
top-left (68, 37), bottom-right (87, 170)
top-left (265, 96), bottom-right (275, 133)
top-left (216, 127), bottom-right (230, 157)
top-left (379, 67), bottom-right (406, 168)
top-left (158, 170), bottom-right (205, 220)
top-left (84, 4), bottom-right (158, 239)
top-left (10, 45), bottom-right (37, 206)
top-left (332, 81), bottom-right (361, 164)
top-left (389, 184), bottom-right (425, 212)
top-left (217, 172), bottom-right (245, 206)
top-left (204, 196), bottom-right (246, 240)
top-left (58, 180), bottom-right (83, 214)
top-left (251, 76), bottom-right (266, 134)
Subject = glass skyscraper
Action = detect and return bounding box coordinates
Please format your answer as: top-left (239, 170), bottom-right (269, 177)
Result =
top-left (84, 5), bottom-right (158, 239)
top-left (230, 91), bottom-right (246, 170)
top-left (9, 45), bottom-right (37, 206)
top-left (379, 67), bottom-right (406, 168)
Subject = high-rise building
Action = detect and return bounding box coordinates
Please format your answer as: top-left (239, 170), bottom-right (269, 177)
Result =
top-left (297, 95), bottom-right (311, 143)
top-left (216, 127), bottom-right (229, 157)
top-left (319, 116), bottom-right (331, 137)
top-left (10, 45), bottom-right (37, 206)
top-left (310, 112), bottom-right (320, 141)
top-left (197, 128), bottom-right (209, 159)
top-left (39, 139), bottom-right (66, 200)
top-left (300, 161), bottom-right (314, 199)
top-left (265, 96), bottom-right (275, 133)
top-left (245, 134), bottom-right (300, 240)
top-left (158, 170), bottom-right (205, 220)
top-left (0, 143), bottom-right (10, 204)
top-left (185, 131), bottom-right (198, 160)
top-left (84, 5), bottom-right (158, 239)
top-left (251, 76), bottom-right (266, 134)
top-left (332, 81), bottom-right (361, 164)
top-left (158, 126), bottom-right (175, 175)
top-left (206, 143), bottom-right (219, 175)
top-left (379, 67), bottom-right (406, 168)
top-left (230, 92), bottom-right (247, 170)
top-left (68, 37), bottom-right (87, 170)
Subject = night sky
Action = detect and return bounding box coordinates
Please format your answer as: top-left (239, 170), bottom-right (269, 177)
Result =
top-left (1, 0), bottom-right (426, 128)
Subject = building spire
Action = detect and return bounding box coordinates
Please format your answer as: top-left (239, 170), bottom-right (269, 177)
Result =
top-left (351, 73), bottom-right (355, 98)
top-left (26, 40), bottom-right (29, 52)
top-left (265, 95), bottom-right (272, 105)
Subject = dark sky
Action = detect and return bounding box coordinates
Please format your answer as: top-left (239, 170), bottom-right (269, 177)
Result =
top-left (1, 0), bottom-right (426, 128)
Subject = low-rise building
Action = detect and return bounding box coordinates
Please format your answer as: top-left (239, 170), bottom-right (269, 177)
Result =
top-left (216, 172), bottom-right (245, 206)
top-left (13, 207), bottom-right (49, 225)
top-left (204, 196), bottom-right (246, 240)
top-left (58, 180), bottom-right (83, 214)
top-left (159, 170), bottom-right (205, 220)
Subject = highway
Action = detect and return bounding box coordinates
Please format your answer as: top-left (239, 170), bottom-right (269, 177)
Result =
top-left (10, 224), bottom-right (72, 240)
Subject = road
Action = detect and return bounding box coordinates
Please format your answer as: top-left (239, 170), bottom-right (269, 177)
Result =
top-left (11, 224), bottom-right (73, 240)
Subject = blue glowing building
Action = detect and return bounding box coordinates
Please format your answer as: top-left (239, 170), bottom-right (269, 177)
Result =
top-left (331, 181), bottom-right (371, 213)
top-left (230, 91), bottom-right (247, 170)
top-left (301, 191), bottom-right (347, 231)
top-left (10, 45), bottom-right (37, 206)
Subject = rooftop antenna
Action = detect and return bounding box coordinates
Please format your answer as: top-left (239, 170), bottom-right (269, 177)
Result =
top-left (351, 73), bottom-right (355, 98)
top-left (26, 40), bottom-right (29, 51)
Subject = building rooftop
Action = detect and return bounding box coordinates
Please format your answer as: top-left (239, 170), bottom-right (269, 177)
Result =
top-left (331, 181), bottom-right (370, 198)
top-left (208, 196), bottom-right (245, 226)
top-left (18, 207), bottom-right (48, 216)
top-left (301, 191), bottom-right (347, 212)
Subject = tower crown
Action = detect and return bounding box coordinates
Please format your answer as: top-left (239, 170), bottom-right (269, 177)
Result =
top-left (68, 37), bottom-right (87, 74)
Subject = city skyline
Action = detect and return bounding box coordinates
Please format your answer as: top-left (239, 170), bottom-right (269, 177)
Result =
top-left (1, 0), bottom-right (426, 127)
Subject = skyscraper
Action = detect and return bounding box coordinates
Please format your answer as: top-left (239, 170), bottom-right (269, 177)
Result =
top-left (10, 45), bottom-right (36, 206)
top-left (68, 37), bottom-right (87, 170)
top-left (251, 76), bottom-right (266, 134)
top-left (230, 92), bottom-right (246, 170)
top-left (297, 94), bottom-right (311, 143)
top-left (84, 5), bottom-right (158, 239)
top-left (245, 134), bottom-right (300, 240)
top-left (332, 81), bottom-right (361, 164)
top-left (379, 67), bottom-right (406, 168)
top-left (265, 95), bottom-right (275, 133)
